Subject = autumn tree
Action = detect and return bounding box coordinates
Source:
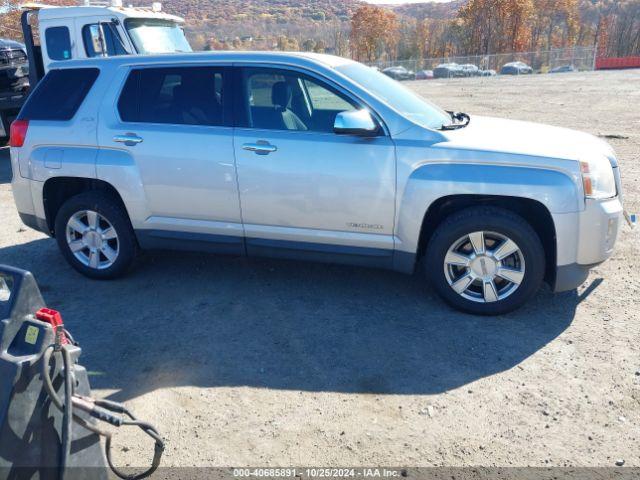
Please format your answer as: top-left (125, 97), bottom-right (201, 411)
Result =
top-left (529, 0), bottom-right (579, 50)
top-left (604, 0), bottom-right (640, 56)
top-left (0, 0), bottom-right (75, 41)
top-left (458, 0), bottom-right (534, 54)
top-left (276, 35), bottom-right (299, 51)
top-left (349, 5), bottom-right (399, 62)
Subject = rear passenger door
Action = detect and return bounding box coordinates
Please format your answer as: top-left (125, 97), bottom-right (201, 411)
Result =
top-left (99, 65), bottom-right (243, 251)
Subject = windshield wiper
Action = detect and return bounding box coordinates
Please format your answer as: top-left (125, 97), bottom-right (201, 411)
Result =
top-left (440, 111), bottom-right (471, 130)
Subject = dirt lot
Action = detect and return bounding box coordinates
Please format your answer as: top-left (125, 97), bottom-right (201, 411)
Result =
top-left (0, 69), bottom-right (639, 468)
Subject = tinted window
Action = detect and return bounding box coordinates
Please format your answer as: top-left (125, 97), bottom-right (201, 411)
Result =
top-left (83, 23), bottom-right (127, 57)
top-left (303, 79), bottom-right (353, 112)
top-left (240, 68), bottom-right (357, 133)
top-left (337, 62), bottom-right (451, 130)
top-left (118, 67), bottom-right (226, 126)
top-left (45, 27), bottom-right (72, 61)
top-left (19, 68), bottom-right (99, 121)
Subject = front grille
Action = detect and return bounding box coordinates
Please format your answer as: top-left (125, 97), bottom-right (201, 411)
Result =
top-left (0, 49), bottom-right (28, 67)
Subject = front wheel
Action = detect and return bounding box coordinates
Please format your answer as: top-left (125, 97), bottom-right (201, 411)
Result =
top-left (425, 207), bottom-right (545, 315)
top-left (55, 191), bottom-right (137, 279)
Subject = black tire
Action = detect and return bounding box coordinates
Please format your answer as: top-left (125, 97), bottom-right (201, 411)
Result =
top-left (425, 206), bottom-right (545, 315)
top-left (55, 191), bottom-right (137, 279)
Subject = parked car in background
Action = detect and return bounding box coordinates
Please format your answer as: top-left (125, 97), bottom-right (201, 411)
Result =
top-left (433, 63), bottom-right (463, 78)
top-left (10, 52), bottom-right (628, 315)
top-left (382, 66), bottom-right (415, 81)
top-left (415, 69), bottom-right (434, 80)
top-left (0, 39), bottom-right (29, 142)
top-left (500, 61), bottom-right (534, 75)
top-left (460, 64), bottom-right (480, 77)
top-left (549, 65), bottom-right (577, 74)
top-left (480, 69), bottom-right (497, 77)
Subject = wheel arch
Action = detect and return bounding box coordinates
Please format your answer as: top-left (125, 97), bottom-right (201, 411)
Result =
top-left (42, 177), bottom-right (128, 236)
top-left (417, 194), bottom-right (557, 286)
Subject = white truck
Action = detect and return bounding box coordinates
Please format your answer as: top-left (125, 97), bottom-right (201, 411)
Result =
top-left (20, 0), bottom-right (191, 87)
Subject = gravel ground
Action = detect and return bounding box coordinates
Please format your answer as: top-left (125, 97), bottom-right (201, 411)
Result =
top-left (0, 69), bottom-right (638, 468)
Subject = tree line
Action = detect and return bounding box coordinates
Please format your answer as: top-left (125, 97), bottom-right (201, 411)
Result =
top-left (350, 0), bottom-right (640, 63)
top-left (1, 0), bottom-right (639, 62)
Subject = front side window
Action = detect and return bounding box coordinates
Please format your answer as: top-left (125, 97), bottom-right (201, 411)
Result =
top-left (118, 66), bottom-right (226, 127)
top-left (239, 68), bottom-right (357, 133)
top-left (337, 61), bottom-right (450, 130)
top-left (82, 23), bottom-right (128, 58)
top-left (124, 19), bottom-right (192, 54)
top-left (45, 26), bottom-right (72, 61)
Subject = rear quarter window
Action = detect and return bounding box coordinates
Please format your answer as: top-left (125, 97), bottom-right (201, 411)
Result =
top-left (19, 68), bottom-right (99, 121)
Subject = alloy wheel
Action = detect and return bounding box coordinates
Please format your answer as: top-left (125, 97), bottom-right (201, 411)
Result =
top-left (65, 210), bottom-right (120, 270)
top-left (443, 230), bottom-right (525, 303)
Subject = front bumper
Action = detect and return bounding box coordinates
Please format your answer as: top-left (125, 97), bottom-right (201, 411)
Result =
top-left (553, 196), bottom-right (623, 292)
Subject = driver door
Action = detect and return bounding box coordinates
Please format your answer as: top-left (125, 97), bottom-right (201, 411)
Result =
top-left (233, 66), bottom-right (397, 264)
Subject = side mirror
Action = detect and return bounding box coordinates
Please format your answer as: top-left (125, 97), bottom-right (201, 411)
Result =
top-left (334, 110), bottom-right (380, 137)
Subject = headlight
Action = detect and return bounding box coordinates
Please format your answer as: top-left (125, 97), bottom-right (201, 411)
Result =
top-left (580, 156), bottom-right (616, 199)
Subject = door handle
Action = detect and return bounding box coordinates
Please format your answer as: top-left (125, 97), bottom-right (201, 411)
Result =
top-left (242, 142), bottom-right (277, 155)
top-left (113, 133), bottom-right (143, 146)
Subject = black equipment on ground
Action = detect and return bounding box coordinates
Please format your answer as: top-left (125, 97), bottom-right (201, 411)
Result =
top-left (0, 265), bottom-right (164, 480)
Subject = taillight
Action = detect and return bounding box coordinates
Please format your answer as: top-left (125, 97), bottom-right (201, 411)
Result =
top-left (10, 119), bottom-right (29, 148)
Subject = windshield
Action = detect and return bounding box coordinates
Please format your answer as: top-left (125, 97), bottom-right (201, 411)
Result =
top-left (124, 19), bottom-right (192, 54)
top-left (336, 62), bottom-right (451, 130)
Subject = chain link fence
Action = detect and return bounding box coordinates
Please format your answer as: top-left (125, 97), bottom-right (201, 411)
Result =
top-left (367, 46), bottom-right (597, 80)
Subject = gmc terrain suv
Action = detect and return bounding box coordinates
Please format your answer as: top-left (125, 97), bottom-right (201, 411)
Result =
top-left (10, 52), bottom-right (626, 314)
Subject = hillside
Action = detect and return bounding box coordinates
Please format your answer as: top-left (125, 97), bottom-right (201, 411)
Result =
top-left (389, 0), bottom-right (466, 19)
top-left (142, 0), bottom-right (465, 24)
top-left (132, 0), bottom-right (360, 27)
top-left (130, 0), bottom-right (465, 44)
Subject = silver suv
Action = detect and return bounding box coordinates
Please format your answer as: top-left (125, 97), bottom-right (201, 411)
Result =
top-left (10, 52), bottom-right (625, 315)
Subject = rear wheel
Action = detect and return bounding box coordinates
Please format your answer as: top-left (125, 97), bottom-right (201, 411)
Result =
top-left (55, 191), bottom-right (137, 279)
top-left (425, 207), bottom-right (545, 315)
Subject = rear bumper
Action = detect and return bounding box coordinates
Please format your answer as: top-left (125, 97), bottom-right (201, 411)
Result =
top-left (19, 212), bottom-right (49, 234)
top-left (10, 148), bottom-right (49, 235)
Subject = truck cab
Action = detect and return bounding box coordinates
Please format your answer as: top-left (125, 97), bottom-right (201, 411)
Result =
top-left (21, 1), bottom-right (191, 88)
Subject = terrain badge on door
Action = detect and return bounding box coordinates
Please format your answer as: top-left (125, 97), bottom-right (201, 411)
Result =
top-left (347, 222), bottom-right (384, 230)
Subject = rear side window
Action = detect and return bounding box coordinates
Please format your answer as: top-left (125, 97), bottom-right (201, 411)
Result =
top-left (19, 68), bottom-right (99, 121)
top-left (117, 66), bottom-right (228, 126)
top-left (45, 27), bottom-right (72, 61)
